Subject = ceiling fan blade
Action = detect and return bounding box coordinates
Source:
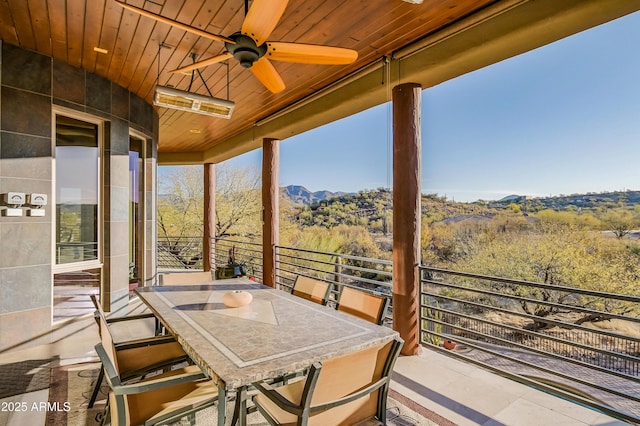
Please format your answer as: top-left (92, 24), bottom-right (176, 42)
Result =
top-left (251, 58), bottom-right (285, 93)
top-left (241, 0), bottom-right (289, 45)
top-left (115, 1), bottom-right (234, 44)
top-left (170, 53), bottom-right (233, 74)
top-left (266, 42), bottom-right (358, 64)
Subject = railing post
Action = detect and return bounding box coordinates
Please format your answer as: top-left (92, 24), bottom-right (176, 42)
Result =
top-left (392, 82), bottom-right (422, 356)
top-left (274, 245), bottom-right (280, 289)
top-left (333, 255), bottom-right (343, 303)
top-left (203, 163), bottom-right (216, 272)
top-left (334, 255), bottom-right (342, 284)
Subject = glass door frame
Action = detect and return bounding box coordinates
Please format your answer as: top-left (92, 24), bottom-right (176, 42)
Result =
top-left (51, 107), bottom-right (104, 321)
top-left (129, 129), bottom-right (147, 292)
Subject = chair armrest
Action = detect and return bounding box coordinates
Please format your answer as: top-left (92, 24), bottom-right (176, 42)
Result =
top-left (309, 377), bottom-right (388, 413)
top-left (105, 312), bottom-right (156, 323)
top-left (252, 381), bottom-right (304, 414)
top-left (114, 335), bottom-right (177, 350)
top-left (112, 369), bottom-right (208, 395)
top-left (119, 354), bottom-right (191, 382)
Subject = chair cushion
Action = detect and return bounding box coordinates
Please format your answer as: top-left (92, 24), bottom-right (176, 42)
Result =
top-left (160, 271), bottom-right (212, 286)
top-left (126, 367), bottom-right (218, 425)
top-left (254, 377), bottom-right (378, 426)
top-left (293, 276), bottom-right (330, 305)
top-left (337, 287), bottom-right (385, 324)
top-left (116, 341), bottom-right (186, 373)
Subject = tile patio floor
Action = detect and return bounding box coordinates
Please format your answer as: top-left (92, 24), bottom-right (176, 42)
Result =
top-left (0, 299), bottom-right (630, 426)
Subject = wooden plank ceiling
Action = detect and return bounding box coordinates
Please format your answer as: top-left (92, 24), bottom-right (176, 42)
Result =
top-left (0, 0), bottom-right (497, 154)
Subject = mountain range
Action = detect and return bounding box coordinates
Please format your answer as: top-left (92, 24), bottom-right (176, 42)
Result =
top-left (281, 185), bottom-right (351, 205)
top-left (491, 190), bottom-right (640, 209)
top-left (281, 186), bottom-right (640, 210)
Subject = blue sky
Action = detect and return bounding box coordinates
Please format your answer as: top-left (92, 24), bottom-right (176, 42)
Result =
top-left (164, 11), bottom-right (640, 202)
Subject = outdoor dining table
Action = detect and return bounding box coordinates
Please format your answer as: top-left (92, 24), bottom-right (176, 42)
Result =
top-left (135, 277), bottom-right (398, 425)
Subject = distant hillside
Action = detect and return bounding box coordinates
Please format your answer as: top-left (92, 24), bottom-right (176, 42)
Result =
top-left (284, 187), bottom-right (640, 211)
top-left (498, 194), bottom-right (521, 202)
top-left (489, 190), bottom-right (640, 210)
top-left (281, 185), bottom-right (350, 205)
top-left (284, 188), bottom-right (640, 233)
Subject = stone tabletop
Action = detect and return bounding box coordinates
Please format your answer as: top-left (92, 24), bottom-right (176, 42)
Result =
top-left (136, 278), bottom-right (398, 390)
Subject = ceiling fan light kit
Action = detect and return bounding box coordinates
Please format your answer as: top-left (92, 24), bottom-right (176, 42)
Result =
top-left (153, 86), bottom-right (235, 119)
top-left (226, 33), bottom-right (268, 68)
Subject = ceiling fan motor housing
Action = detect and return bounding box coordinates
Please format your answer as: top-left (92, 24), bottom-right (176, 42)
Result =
top-left (226, 33), bottom-right (267, 68)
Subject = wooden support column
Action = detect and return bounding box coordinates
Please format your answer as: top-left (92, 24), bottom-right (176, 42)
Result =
top-left (203, 163), bottom-right (216, 272)
top-left (262, 138), bottom-right (280, 288)
top-left (392, 83), bottom-right (422, 356)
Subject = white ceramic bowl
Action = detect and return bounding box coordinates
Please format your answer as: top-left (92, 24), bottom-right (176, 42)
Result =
top-left (222, 290), bottom-right (253, 308)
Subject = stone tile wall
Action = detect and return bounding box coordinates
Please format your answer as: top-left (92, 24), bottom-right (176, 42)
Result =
top-left (0, 41), bottom-right (158, 351)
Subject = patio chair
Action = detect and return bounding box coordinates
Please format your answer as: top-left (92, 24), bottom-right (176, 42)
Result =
top-left (94, 311), bottom-right (218, 426)
top-left (252, 335), bottom-right (403, 426)
top-left (336, 286), bottom-right (389, 325)
top-left (89, 296), bottom-right (189, 408)
top-left (89, 294), bottom-right (162, 340)
top-left (159, 270), bottom-right (213, 285)
top-left (291, 275), bottom-right (332, 305)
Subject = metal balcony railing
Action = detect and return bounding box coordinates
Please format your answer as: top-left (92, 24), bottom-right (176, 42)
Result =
top-left (157, 236), bottom-right (203, 269)
top-left (155, 237), bottom-right (640, 422)
top-left (213, 237), bottom-right (264, 282)
top-left (56, 242), bottom-right (98, 263)
top-left (274, 245), bottom-right (393, 324)
top-left (420, 266), bottom-right (640, 423)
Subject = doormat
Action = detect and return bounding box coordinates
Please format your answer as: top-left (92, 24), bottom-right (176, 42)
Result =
top-left (0, 358), bottom-right (52, 399)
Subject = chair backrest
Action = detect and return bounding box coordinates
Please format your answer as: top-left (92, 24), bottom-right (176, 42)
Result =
top-left (292, 275), bottom-right (332, 305)
top-left (302, 336), bottom-right (402, 425)
top-left (93, 306), bottom-right (120, 374)
top-left (336, 286), bottom-right (389, 325)
top-left (90, 293), bottom-right (100, 311)
top-left (89, 294), bottom-right (102, 328)
top-left (160, 271), bottom-right (212, 286)
top-left (94, 311), bottom-right (129, 426)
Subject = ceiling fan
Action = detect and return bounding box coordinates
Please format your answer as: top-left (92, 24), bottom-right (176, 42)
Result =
top-left (115, 0), bottom-right (358, 93)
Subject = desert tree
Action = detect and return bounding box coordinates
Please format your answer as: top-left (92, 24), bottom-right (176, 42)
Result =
top-left (158, 164), bottom-right (261, 241)
top-left (601, 208), bottom-right (636, 239)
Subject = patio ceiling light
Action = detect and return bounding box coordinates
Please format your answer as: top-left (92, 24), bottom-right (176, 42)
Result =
top-left (153, 85), bottom-right (235, 119)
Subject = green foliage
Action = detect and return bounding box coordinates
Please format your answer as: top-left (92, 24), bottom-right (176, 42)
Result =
top-left (294, 188), bottom-right (392, 230)
top-left (600, 209), bottom-right (636, 238)
top-left (492, 190), bottom-right (640, 210)
top-left (422, 298), bottom-right (443, 345)
top-left (452, 218), bottom-right (640, 324)
top-left (159, 173), bottom-right (640, 327)
top-left (507, 203), bottom-right (521, 213)
top-left (282, 224), bottom-right (381, 259)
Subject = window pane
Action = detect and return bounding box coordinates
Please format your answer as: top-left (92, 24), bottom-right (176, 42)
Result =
top-left (55, 115), bottom-right (99, 264)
